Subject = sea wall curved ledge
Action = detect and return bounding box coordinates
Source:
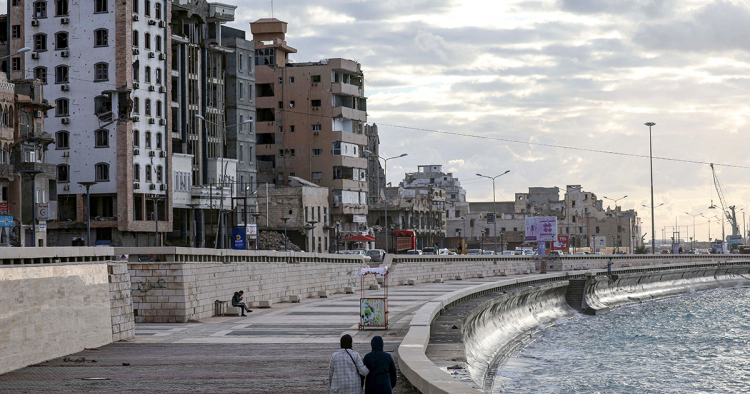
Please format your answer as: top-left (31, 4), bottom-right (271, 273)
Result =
top-left (398, 261), bottom-right (750, 394)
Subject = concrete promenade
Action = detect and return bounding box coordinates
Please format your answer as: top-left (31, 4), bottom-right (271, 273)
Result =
top-left (0, 275), bottom-right (516, 393)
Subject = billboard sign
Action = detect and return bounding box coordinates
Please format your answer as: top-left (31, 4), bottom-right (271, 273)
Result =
top-left (232, 227), bottom-right (246, 249)
top-left (525, 216), bottom-right (557, 242)
top-left (0, 215), bottom-right (13, 227)
top-left (36, 204), bottom-right (49, 220)
top-left (245, 224), bottom-right (258, 239)
top-left (486, 213), bottom-right (495, 224)
top-left (537, 241), bottom-right (546, 256)
top-left (0, 202), bottom-right (7, 214)
top-left (353, 215), bottom-right (367, 223)
top-left (552, 235), bottom-right (569, 251)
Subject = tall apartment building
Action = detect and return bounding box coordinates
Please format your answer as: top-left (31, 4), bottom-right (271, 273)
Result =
top-left (364, 123), bottom-right (384, 205)
top-left (15, 0), bottom-right (171, 246)
top-left (250, 18), bottom-right (369, 240)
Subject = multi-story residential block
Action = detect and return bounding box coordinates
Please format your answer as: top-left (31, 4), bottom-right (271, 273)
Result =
top-left (402, 165), bottom-right (467, 219)
top-left (364, 123), bottom-right (384, 205)
top-left (250, 18), bottom-right (369, 242)
top-left (15, 0), bottom-right (172, 246)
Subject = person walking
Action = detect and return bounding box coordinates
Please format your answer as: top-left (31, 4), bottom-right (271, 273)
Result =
top-left (329, 334), bottom-right (368, 394)
top-left (362, 336), bottom-right (397, 394)
top-left (457, 244), bottom-right (463, 255)
top-left (231, 290), bottom-right (252, 316)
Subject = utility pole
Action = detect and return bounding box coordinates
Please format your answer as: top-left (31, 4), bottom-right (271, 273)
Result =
top-left (477, 170), bottom-right (510, 253)
top-left (645, 122), bottom-right (656, 253)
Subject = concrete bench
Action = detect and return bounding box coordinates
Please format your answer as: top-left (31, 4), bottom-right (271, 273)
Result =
top-left (289, 295), bottom-right (302, 303)
top-left (225, 306), bottom-right (242, 316)
top-left (318, 290), bottom-right (330, 298)
top-left (344, 286), bottom-right (355, 294)
top-left (407, 278), bottom-right (416, 285)
top-left (434, 278), bottom-right (444, 283)
top-left (257, 300), bottom-right (273, 308)
top-left (369, 284), bottom-right (380, 290)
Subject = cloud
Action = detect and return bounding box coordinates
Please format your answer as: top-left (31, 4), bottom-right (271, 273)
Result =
top-left (558, 0), bottom-right (674, 16)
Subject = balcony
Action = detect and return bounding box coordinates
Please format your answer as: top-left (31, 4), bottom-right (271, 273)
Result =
top-left (332, 106), bottom-right (366, 122)
top-left (331, 82), bottom-right (362, 97)
top-left (331, 201), bottom-right (368, 216)
top-left (208, 3), bottom-right (236, 22)
top-left (20, 162), bottom-right (55, 178)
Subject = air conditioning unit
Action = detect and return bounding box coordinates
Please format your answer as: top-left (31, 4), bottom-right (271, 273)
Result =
top-left (149, 150), bottom-right (156, 157)
top-left (148, 118), bottom-right (155, 124)
top-left (61, 85), bottom-right (69, 91)
top-left (31, 19), bottom-right (39, 26)
top-left (332, 202), bottom-right (340, 207)
top-left (61, 51), bottom-right (69, 57)
top-left (131, 116), bottom-right (140, 122)
top-left (159, 150), bottom-right (166, 157)
top-left (159, 118), bottom-right (166, 125)
top-left (158, 86), bottom-right (166, 93)
top-left (313, 131), bottom-right (319, 136)
top-left (158, 21), bottom-right (166, 28)
top-left (148, 19), bottom-right (156, 25)
top-left (63, 184), bottom-right (69, 191)
top-left (62, 151), bottom-right (69, 157)
top-left (149, 184), bottom-right (156, 190)
top-left (133, 82), bottom-right (139, 89)
top-left (148, 85), bottom-right (155, 91)
top-left (133, 148), bottom-right (140, 155)
top-left (160, 184), bottom-right (167, 191)
top-left (132, 15), bottom-right (139, 21)
top-left (158, 53), bottom-right (166, 60)
top-left (61, 18), bottom-right (69, 24)
top-left (35, 111), bottom-right (42, 118)
top-left (134, 182), bottom-right (140, 189)
top-left (148, 52), bottom-right (155, 58)
top-left (61, 117), bottom-right (70, 124)
top-left (31, 53), bottom-right (39, 59)
top-left (132, 49), bottom-right (139, 55)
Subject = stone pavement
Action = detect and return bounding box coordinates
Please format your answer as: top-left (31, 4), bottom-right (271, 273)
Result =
top-left (0, 277), bottom-right (511, 393)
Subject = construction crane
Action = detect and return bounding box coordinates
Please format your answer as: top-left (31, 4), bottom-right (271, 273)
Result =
top-left (709, 163), bottom-right (740, 236)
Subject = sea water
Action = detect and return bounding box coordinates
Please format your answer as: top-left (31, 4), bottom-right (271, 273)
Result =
top-left (493, 287), bottom-right (750, 393)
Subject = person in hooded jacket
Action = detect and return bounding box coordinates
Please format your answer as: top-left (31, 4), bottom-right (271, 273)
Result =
top-left (362, 336), bottom-right (397, 394)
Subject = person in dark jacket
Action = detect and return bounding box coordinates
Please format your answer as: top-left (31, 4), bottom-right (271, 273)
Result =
top-left (362, 336), bottom-right (397, 394)
top-left (231, 291), bottom-right (252, 316)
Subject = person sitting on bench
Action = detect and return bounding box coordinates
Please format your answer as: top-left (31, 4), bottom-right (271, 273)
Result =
top-left (231, 291), bottom-right (252, 316)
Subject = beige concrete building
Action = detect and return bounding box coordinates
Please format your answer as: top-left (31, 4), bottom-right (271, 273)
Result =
top-left (250, 18), bottom-right (369, 242)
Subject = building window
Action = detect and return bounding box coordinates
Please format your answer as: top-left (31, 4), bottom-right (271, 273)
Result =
top-left (145, 66), bottom-right (151, 83)
top-left (278, 77), bottom-right (282, 84)
top-left (239, 82), bottom-right (243, 99)
top-left (132, 0), bottom-right (138, 13)
top-left (239, 115), bottom-right (244, 131)
top-left (156, 101), bottom-right (162, 117)
top-left (134, 163), bottom-right (140, 181)
top-left (278, 126), bottom-right (283, 133)
top-left (55, 32), bottom-right (68, 49)
top-left (312, 172), bottom-right (322, 180)
top-left (55, 65), bottom-right (68, 83)
top-left (156, 133), bottom-right (162, 149)
top-left (290, 149), bottom-right (295, 157)
top-left (311, 75), bottom-right (321, 83)
top-left (132, 30), bottom-right (139, 47)
top-left (94, 29), bottom-right (108, 46)
top-left (144, 33), bottom-right (151, 49)
top-left (95, 129), bottom-right (108, 147)
top-left (11, 25), bottom-right (21, 39)
top-left (55, 98), bottom-right (68, 116)
top-left (239, 144), bottom-right (243, 162)
top-left (133, 129), bottom-right (140, 146)
top-left (133, 97), bottom-right (139, 113)
top-left (95, 163), bottom-right (109, 181)
top-left (34, 67), bottom-right (47, 84)
top-left (289, 76), bottom-right (294, 84)
top-left (249, 147), bottom-right (252, 162)
top-left (596, 226), bottom-right (600, 234)
top-left (154, 2), bottom-right (161, 19)
top-left (155, 68), bottom-right (161, 84)
top-left (145, 164), bottom-right (152, 182)
top-left (145, 99), bottom-right (151, 116)
top-left (238, 53), bottom-right (243, 71)
top-left (56, 131), bottom-right (69, 149)
top-left (94, 62), bottom-right (108, 81)
top-left (94, 0), bottom-right (107, 13)
top-left (289, 100), bottom-right (295, 108)
top-left (156, 166), bottom-right (163, 183)
top-left (11, 58), bottom-right (20, 71)
top-left (312, 124), bottom-right (321, 132)
top-left (145, 131), bottom-right (151, 148)
top-left (144, 0), bottom-right (150, 16)
top-left (133, 62), bottom-right (139, 81)
top-left (312, 149), bottom-right (322, 156)
top-left (155, 35), bottom-right (161, 52)
top-left (57, 164), bottom-right (69, 182)
top-left (311, 99), bottom-right (321, 107)
top-left (33, 34), bottom-right (47, 51)
top-left (290, 125), bottom-right (295, 133)
top-left (55, 0), bottom-right (67, 15)
top-left (34, 1), bottom-right (47, 17)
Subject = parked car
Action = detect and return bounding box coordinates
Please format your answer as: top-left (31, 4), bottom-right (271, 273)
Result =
top-left (438, 248), bottom-right (455, 255)
top-left (522, 250), bottom-right (535, 256)
top-left (349, 249), bottom-right (372, 262)
top-left (513, 250), bottom-right (524, 255)
top-left (482, 251), bottom-right (496, 255)
top-left (466, 249), bottom-right (483, 255)
top-left (406, 249), bottom-right (423, 255)
top-left (422, 247), bottom-right (437, 255)
top-left (548, 250), bottom-right (563, 256)
top-left (366, 249), bottom-right (386, 262)
top-left (502, 250), bottom-right (515, 255)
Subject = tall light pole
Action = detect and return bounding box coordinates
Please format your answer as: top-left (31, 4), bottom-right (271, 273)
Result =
top-left (365, 151), bottom-right (407, 254)
top-left (603, 195), bottom-right (627, 253)
top-left (476, 170), bottom-right (510, 253)
top-left (250, 212), bottom-right (262, 250)
top-left (281, 217), bottom-right (290, 251)
top-left (685, 212), bottom-right (702, 252)
top-left (78, 181), bottom-right (97, 246)
top-left (642, 202), bottom-right (664, 251)
top-left (21, 170), bottom-right (43, 247)
top-left (645, 122), bottom-right (656, 254)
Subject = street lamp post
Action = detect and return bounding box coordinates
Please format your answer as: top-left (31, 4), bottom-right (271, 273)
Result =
top-left (476, 170), bottom-right (510, 253)
top-left (281, 217), bottom-right (290, 251)
top-left (365, 151), bottom-right (407, 254)
top-left (304, 220), bottom-right (318, 253)
top-left (250, 212), bottom-right (262, 250)
top-left (78, 181), bottom-right (97, 246)
top-left (642, 203), bottom-right (664, 251)
top-left (645, 122), bottom-right (656, 254)
top-left (334, 219), bottom-right (341, 253)
top-left (146, 196), bottom-right (162, 246)
top-left (685, 212), bottom-right (702, 252)
top-left (186, 203), bottom-right (199, 248)
top-left (22, 170), bottom-right (43, 247)
top-left (603, 195), bottom-right (627, 253)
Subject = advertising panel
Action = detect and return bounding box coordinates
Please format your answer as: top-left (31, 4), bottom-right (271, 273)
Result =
top-left (36, 204), bottom-right (49, 221)
top-left (360, 298), bottom-right (387, 328)
top-left (537, 241), bottom-right (546, 256)
top-left (232, 227), bottom-right (246, 249)
top-left (353, 215), bottom-right (367, 223)
top-left (0, 202), bottom-right (7, 215)
top-left (246, 224), bottom-right (258, 239)
top-left (525, 216), bottom-right (557, 242)
top-left (552, 235), bottom-right (569, 252)
top-left (0, 215), bottom-right (13, 227)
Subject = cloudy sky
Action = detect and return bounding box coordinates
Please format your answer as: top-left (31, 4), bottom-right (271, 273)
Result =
top-left (228, 0), bottom-right (750, 242)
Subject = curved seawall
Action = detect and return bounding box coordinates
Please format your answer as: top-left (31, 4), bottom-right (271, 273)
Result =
top-left (459, 263), bottom-right (750, 392)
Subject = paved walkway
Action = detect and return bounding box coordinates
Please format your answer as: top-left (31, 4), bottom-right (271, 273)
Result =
top-left (1, 277), bottom-right (510, 393)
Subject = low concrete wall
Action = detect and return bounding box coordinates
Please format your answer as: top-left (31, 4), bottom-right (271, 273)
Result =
top-left (387, 255), bottom-right (534, 285)
top-left (0, 263), bottom-right (114, 375)
top-left (543, 254), bottom-right (746, 271)
top-left (108, 262), bottom-right (135, 341)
